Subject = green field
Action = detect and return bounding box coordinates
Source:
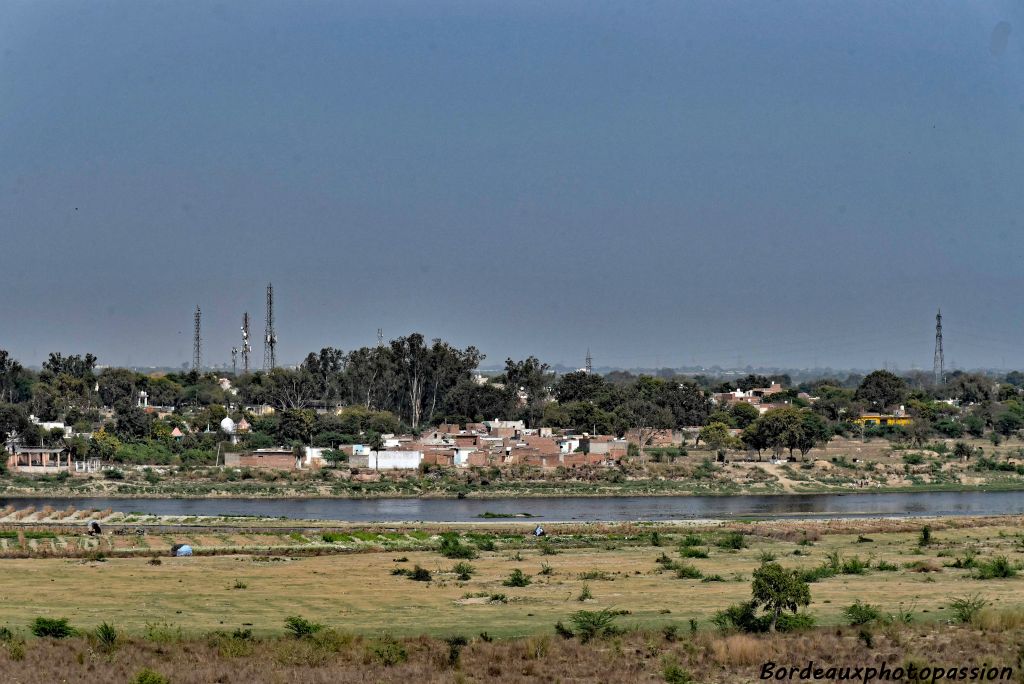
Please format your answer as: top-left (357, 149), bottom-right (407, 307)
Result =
top-left (1, 517), bottom-right (1022, 639)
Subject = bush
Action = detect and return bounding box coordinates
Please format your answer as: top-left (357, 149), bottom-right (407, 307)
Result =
top-left (95, 622), bottom-right (118, 651)
top-left (369, 635), bottom-right (407, 666)
top-left (662, 657), bottom-right (695, 684)
top-left (974, 556), bottom-right (1017, 580)
top-left (679, 534), bottom-right (703, 547)
top-left (717, 532), bottom-right (747, 550)
top-left (875, 560), bottom-right (899, 572)
top-left (452, 562), bottom-right (475, 580)
top-left (674, 563), bottom-right (703, 580)
top-left (503, 569), bottom-right (532, 587)
top-left (284, 615), bottom-right (323, 639)
top-left (321, 532), bottom-right (345, 543)
top-left (438, 533), bottom-right (478, 559)
top-left (577, 584), bottom-right (593, 601)
top-left (918, 526), bottom-right (933, 547)
top-left (131, 669), bottom-right (169, 684)
top-left (949, 594), bottom-right (988, 624)
top-left (409, 565), bottom-right (433, 582)
top-left (444, 635), bottom-right (468, 667)
top-left (680, 547), bottom-right (709, 559)
top-left (568, 609), bottom-right (621, 643)
top-left (841, 556), bottom-right (870, 575)
top-left (30, 617), bottom-right (74, 639)
top-left (842, 600), bottom-right (881, 626)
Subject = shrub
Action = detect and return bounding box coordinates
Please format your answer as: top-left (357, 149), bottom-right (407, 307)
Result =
top-left (577, 570), bottom-right (612, 581)
top-left (577, 584), bottom-right (593, 601)
top-left (539, 562), bottom-right (554, 576)
top-left (842, 600), bottom-right (881, 626)
top-left (30, 617), bottom-right (74, 639)
top-left (662, 657), bottom-right (695, 684)
top-left (131, 669), bottom-right (169, 684)
top-left (538, 541), bottom-right (559, 556)
top-left (409, 565), bottom-right (433, 582)
top-left (439, 533), bottom-right (478, 559)
top-left (949, 594), bottom-right (988, 623)
top-left (452, 562), bottom-right (475, 580)
top-left (321, 532), bottom-right (345, 543)
top-left (875, 560), bottom-right (899, 572)
top-left (95, 622), bottom-right (118, 651)
top-left (674, 563), bottom-right (702, 580)
top-left (975, 556), bottom-right (1017, 579)
top-left (841, 556), bottom-right (870, 575)
top-left (679, 534), bottom-right (703, 547)
top-left (232, 579), bottom-right (248, 589)
top-left (284, 615), bottom-right (323, 639)
top-left (918, 525), bottom-right (932, 547)
top-left (503, 569), bottom-right (532, 587)
top-left (680, 547), bottom-right (709, 559)
top-left (569, 609), bottom-right (620, 643)
top-left (444, 635), bottom-right (468, 667)
top-left (759, 551), bottom-right (777, 562)
top-left (717, 532), bottom-right (747, 550)
top-left (369, 635), bottom-right (407, 666)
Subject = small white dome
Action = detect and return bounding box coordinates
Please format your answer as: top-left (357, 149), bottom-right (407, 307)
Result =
top-left (220, 417), bottom-right (236, 434)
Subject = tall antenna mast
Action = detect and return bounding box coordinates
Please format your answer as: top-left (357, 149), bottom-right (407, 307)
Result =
top-left (192, 306), bottom-right (202, 372)
top-left (585, 348), bottom-right (592, 374)
top-left (230, 347), bottom-right (238, 376)
top-left (377, 328), bottom-right (384, 347)
top-left (241, 312), bottom-right (252, 374)
top-left (264, 282), bottom-right (277, 371)
top-left (933, 308), bottom-right (945, 386)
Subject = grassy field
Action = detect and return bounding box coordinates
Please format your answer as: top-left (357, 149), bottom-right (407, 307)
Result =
top-left (0, 517), bottom-right (1022, 639)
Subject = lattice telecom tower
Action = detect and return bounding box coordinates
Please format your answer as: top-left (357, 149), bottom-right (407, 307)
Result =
top-left (192, 306), bottom-right (202, 372)
top-left (241, 312), bottom-right (252, 374)
top-left (264, 282), bottom-right (277, 371)
top-left (377, 328), bottom-right (384, 347)
top-left (585, 348), bottom-right (593, 374)
top-left (933, 309), bottom-right (945, 386)
top-left (230, 347), bottom-right (238, 376)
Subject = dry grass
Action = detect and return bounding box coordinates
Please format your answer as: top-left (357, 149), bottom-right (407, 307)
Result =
top-left (0, 625), bottom-right (1019, 683)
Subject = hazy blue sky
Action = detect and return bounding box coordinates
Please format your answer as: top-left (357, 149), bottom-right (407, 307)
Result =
top-left (1, 1), bottom-right (1022, 371)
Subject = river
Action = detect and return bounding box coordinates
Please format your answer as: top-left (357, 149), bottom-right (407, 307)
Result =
top-left (2, 490), bottom-right (1023, 522)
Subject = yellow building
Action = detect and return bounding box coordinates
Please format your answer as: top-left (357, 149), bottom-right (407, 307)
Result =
top-left (855, 413), bottom-right (912, 427)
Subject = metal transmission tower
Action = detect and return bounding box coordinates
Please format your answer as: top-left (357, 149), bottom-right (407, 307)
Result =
top-left (241, 312), bottom-right (252, 374)
top-left (585, 349), bottom-right (593, 374)
top-left (264, 282), bottom-right (277, 371)
top-left (377, 328), bottom-right (384, 347)
top-left (230, 347), bottom-right (238, 376)
top-left (933, 309), bottom-right (945, 386)
top-left (192, 306), bottom-right (202, 372)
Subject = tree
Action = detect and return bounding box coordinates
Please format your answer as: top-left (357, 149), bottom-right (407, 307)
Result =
top-left (553, 371), bottom-right (615, 407)
top-left (502, 356), bottom-right (552, 427)
top-left (98, 368), bottom-right (140, 409)
top-left (995, 411), bottom-right (1023, 438)
top-left (796, 412), bottom-right (831, 460)
top-left (114, 406), bottom-right (152, 440)
top-left (613, 398), bottom-right (673, 463)
top-left (699, 422), bottom-right (734, 460)
top-left (0, 350), bottom-right (27, 404)
top-left (278, 409), bottom-right (317, 443)
top-left (751, 562), bottom-right (811, 632)
top-left (730, 402), bottom-right (761, 429)
top-left (855, 371), bottom-right (906, 411)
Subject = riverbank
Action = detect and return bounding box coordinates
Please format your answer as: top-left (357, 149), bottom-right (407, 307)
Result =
top-left (3, 470), bottom-right (1024, 500)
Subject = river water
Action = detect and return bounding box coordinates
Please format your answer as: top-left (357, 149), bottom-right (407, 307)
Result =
top-left (2, 490), bottom-right (1023, 522)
